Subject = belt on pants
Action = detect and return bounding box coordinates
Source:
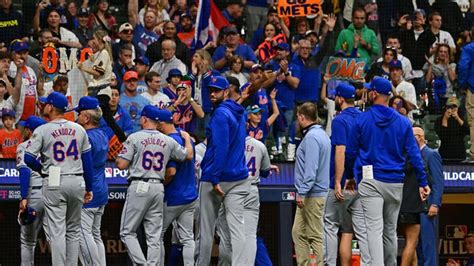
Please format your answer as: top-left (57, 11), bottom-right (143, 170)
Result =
top-left (41, 173), bottom-right (82, 178)
top-left (31, 186), bottom-right (42, 190)
top-left (251, 182), bottom-right (259, 186)
top-left (130, 178), bottom-right (163, 183)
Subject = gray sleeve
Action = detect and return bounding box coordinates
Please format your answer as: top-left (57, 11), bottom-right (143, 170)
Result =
top-left (25, 127), bottom-right (44, 157)
top-left (260, 143), bottom-right (271, 172)
top-left (16, 143), bottom-right (27, 169)
top-left (118, 135), bottom-right (136, 161)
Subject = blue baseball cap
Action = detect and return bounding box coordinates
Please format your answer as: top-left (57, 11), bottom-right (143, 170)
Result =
top-left (167, 68), bottom-right (183, 83)
top-left (366, 77), bottom-right (393, 95)
top-left (11, 41), bottom-right (29, 53)
top-left (276, 42), bottom-right (290, 51)
top-left (208, 76), bottom-right (229, 90)
top-left (246, 105), bottom-right (263, 114)
top-left (157, 109), bottom-right (173, 123)
top-left (134, 56), bottom-right (150, 66)
top-left (140, 105), bottom-right (162, 121)
top-left (39, 92), bottom-right (69, 111)
top-left (19, 116), bottom-right (46, 130)
top-left (389, 60), bottom-right (403, 69)
top-left (74, 96), bottom-right (99, 112)
top-left (1, 108), bottom-right (15, 118)
top-left (335, 83), bottom-right (356, 99)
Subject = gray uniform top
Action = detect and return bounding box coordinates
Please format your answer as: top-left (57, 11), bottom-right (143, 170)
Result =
top-left (17, 142), bottom-right (42, 188)
top-left (245, 137), bottom-right (271, 184)
top-left (26, 119), bottom-right (91, 175)
top-left (195, 142), bottom-right (207, 159)
top-left (195, 153), bottom-right (203, 181)
top-left (118, 129), bottom-right (188, 180)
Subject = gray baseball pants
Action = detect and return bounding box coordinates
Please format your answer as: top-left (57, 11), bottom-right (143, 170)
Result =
top-left (358, 179), bottom-right (403, 266)
top-left (120, 180), bottom-right (164, 265)
top-left (21, 188), bottom-right (45, 266)
top-left (79, 205), bottom-right (106, 266)
top-left (160, 200), bottom-right (196, 266)
top-left (218, 184), bottom-right (260, 266)
top-left (323, 189), bottom-right (355, 266)
top-left (195, 179), bottom-right (250, 266)
top-left (43, 175), bottom-right (85, 266)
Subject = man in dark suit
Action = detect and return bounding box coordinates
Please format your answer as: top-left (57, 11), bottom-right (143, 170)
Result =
top-left (413, 125), bottom-right (445, 266)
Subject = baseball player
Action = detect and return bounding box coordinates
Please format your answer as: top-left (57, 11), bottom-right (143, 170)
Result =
top-left (24, 92), bottom-right (95, 265)
top-left (324, 83), bottom-right (366, 266)
top-left (345, 77), bottom-right (430, 265)
top-left (17, 116), bottom-right (47, 266)
top-left (75, 96), bottom-right (109, 266)
top-left (217, 136), bottom-right (272, 265)
top-left (156, 108), bottom-right (198, 265)
top-left (196, 75), bottom-right (250, 265)
top-left (116, 105), bottom-right (193, 265)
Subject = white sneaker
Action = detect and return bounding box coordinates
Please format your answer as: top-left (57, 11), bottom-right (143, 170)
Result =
top-left (271, 146), bottom-right (283, 155)
top-left (279, 136), bottom-right (287, 145)
top-left (287, 143), bottom-right (296, 161)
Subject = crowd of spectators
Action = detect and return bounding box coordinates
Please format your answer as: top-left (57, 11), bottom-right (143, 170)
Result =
top-left (0, 0), bottom-right (474, 162)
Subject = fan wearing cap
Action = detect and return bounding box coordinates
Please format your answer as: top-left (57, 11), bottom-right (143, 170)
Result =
top-left (169, 81), bottom-right (204, 133)
top-left (116, 105), bottom-right (193, 265)
top-left (0, 108), bottom-right (21, 158)
top-left (264, 41), bottom-right (301, 160)
top-left (74, 96), bottom-right (109, 266)
top-left (162, 68), bottom-right (184, 103)
top-left (213, 25), bottom-right (257, 73)
top-left (133, 56), bottom-right (151, 94)
top-left (72, 7), bottom-right (93, 47)
top-left (177, 13), bottom-right (195, 48)
top-left (389, 59), bottom-right (417, 108)
top-left (246, 88), bottom-right (279, 143)
top-left (324, 83), bottom-right (370, 266)
top-left (112, 23), bottom-right (141, 61)
top-left (345, 77), bottom-right (430, 266)
top-left (128, 0), bottom-right (160, 56)
top-left (16, 116), bottom-right (47, 266)
top-left (119, 70), bottom-right (151, 132)
top-left (196, 75), bottom-right (250, 265)
top-left (8, 41), bottom-right (39, 122)
top-left (24, 91), bottom-right (95, 265)
top-left (155, 108), bottom-right (198, 266)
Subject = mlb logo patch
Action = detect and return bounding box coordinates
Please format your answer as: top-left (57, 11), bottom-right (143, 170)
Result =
top-left (105, 168), bottom-right (113, 178)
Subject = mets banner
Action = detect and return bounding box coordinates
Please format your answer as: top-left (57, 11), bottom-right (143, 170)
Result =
top-left (277, 0), bottom-right (323, 17)
top-left (325, 56), bottom-right (368, 81)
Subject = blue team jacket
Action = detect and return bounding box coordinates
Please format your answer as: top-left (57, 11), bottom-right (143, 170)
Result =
top-left (201, 99), bottom-right (248, 185)
top-left (84, 128), bottom-right (109, 208)
top-left (165, 131), bottom-right (198, 206)
top-left (458, 42), bottom-right (474, 93)
top-left (346, 104), bottom-right (428, 186)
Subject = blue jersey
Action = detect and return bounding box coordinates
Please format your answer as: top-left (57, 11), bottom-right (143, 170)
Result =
top-left (119, 93), bottom-right (150, 133)
top-left (133, 24), bottom-right (159, 56)
top-left (84, 128), bottom-right (109, 208)
top-left (165, 130), bottom-right (198, 206)
top-left (265, 60), bottom-right (301, 110)
top-left (99, 105), bottom-right (135, 139)
top-left (329, 107), bottom-right (361, 189)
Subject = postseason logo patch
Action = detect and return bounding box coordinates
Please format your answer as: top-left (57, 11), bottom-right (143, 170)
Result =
top-left (105, 167), bottom-right (113, 178)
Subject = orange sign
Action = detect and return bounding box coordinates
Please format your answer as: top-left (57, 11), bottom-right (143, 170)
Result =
top-left (277, 0), bottom-right (323, 17)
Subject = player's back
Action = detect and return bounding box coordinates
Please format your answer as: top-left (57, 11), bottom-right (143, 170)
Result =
top-left (29, 119), bottom-right (90, 176)
top-left (120, 129), bottom-right (187, 180)
top-left (245, 136), bottom-right (271, 184)
top-left (17, 141), bottom-right (43, 188)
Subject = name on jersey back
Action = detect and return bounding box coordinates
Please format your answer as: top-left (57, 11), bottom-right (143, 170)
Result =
top-left (51, 128), bottom-right (77, 139)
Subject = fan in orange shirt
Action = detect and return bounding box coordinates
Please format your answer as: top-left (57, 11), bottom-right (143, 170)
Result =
top-left (0, 109), bottom-right (22, 159)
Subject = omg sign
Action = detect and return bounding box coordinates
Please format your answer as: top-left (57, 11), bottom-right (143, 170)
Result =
top-left (325, 57), bottom-right (367, 81)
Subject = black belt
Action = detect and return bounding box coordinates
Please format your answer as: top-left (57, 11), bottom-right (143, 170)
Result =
top-left (251, 182), bottom-right (259, 186)
top-left (130, 178), bottom-right (163, 183)
top-left (88, 83), bottom-right (110, 90)
top-left (32, 186), bottom-right (42, 190)
top-left (41, 173), bottom-right (82, 178)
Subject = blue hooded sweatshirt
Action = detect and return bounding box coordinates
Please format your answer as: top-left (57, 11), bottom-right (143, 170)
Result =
top-left (201, 99), bottom-right (248, 185)
top-left (345, 105), bottom-right (428, 186)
